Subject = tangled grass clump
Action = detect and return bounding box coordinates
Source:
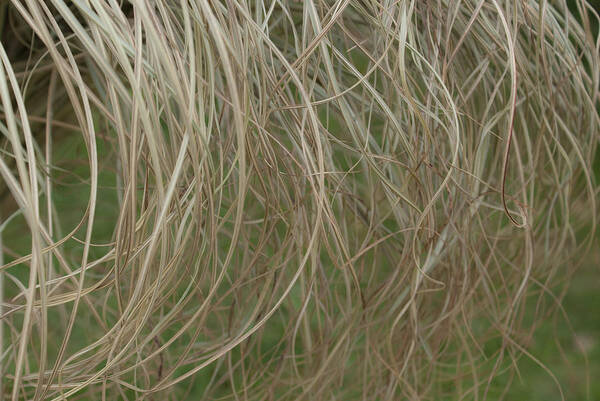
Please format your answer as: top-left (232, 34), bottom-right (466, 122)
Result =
top-left (0, 0), bottom-right (599, 399)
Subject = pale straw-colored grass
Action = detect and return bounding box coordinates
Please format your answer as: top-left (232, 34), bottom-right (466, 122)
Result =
top-left (0, 0), bottom-right (598, 400)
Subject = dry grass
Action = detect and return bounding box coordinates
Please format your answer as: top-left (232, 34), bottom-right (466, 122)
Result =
top-left (0, 0), bottom-right (599, 400)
